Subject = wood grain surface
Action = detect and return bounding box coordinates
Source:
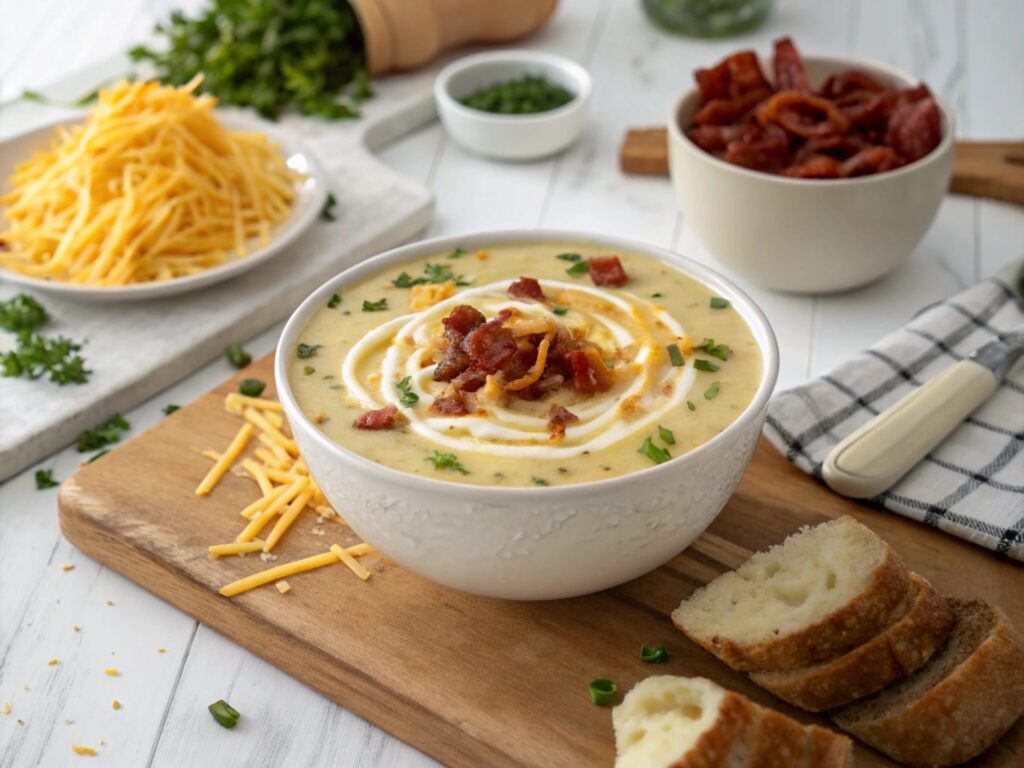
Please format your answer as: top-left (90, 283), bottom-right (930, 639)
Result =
top-left (57, 354), bottom-right (1024, 768)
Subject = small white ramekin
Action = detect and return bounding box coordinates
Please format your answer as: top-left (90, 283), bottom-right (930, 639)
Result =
top-left (434, 50), bottom-right (591, 161)
top-left (276, 230), bottom-right (778, 600)
top-left (668, 55), bottom-right (955, 294)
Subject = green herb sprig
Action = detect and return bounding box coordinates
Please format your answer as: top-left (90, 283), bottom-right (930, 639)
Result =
top-left (77, 414), bottom-right (129, 453)
top-left (0, 294), bottom-right (48, 332)
top-left (362, 299), bottom-right (388, 312)
top-left (396, 377), bottom-right (419, 408)
top-left (425, 450), bottom-right (469, 475)
top-left (35, 469), bottom-right (59, 490)
top-left (392, 263), bottom-right (471, 288)
top-left (2, 331), bottom-right (90, 385)
top-left (226, 344), bottom-right (251, 369)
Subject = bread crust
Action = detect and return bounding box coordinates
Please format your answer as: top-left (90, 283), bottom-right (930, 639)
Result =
top-left (750, 572), bottom-right (954, 711)
top-left (673, 540), bottom-right (912, 672)
top-left (675, 690), bottom-right (755, 768)
top-left (804, 725), bottom-right (854, 768)
top-left (833, 599), bottom-right (1024, 767)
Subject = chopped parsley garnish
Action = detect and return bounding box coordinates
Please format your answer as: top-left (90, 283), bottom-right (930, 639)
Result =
top-left (639, 437), bottom-right (671, 465)
top-left (2, 331), bottom-right (90, 385)
top-left (0, 294), bottom-right (48, 332)
top-left (460, 74), bottom-right (574, 115)
top-left (303, 365), bottom-right (315, 375)
top-left (392, 263), bottom-right (471, 288)
top-left (296, 343), bottom-right (321, 359)
top-left (35, 469), bottom-right (59, 490)
top-left (687, 400), bottom-right (696, 411)
top-left (447, 247), bottom-right (468, 259)
top-left (640, 643), bottom-right (668, 663)
top-left (425, 450), bottom-right (469, 475)
top-left (327, 293), bottom-right (342, 309)
top-left (565, 261), bottom-right (590, 277)
top-left (226, 344), bottom-right (251, 369)
top-left (396, 377), bottom-right (419, 408)
top-left (556, 252), bottom-right (582, 262)
top-left (162, 404), bottom-right (180, 415)
top-left (651, 292), bottom-right (663, 298)
top-left (130, 1), bottom-right (369, 121)
top-left (704, 381), bottom-right (721, 400)
top-left (322, 374), bottom-right (335, 380)
top-left (320, 192), bottom-right (338, 221)
top-left (531, 476), bottom-right (549, 486)
top-left (693, 359), bottom-right (719, 372)
top-left (658, 426), bottom-right (676, 446)
top-left (239, 378), bottom-right (266, 397)
top-left (208, 699), bottom-right (240, 729)
top-left (666, 343), bottom-right (684, 367)
top-left (696, 338), bottom-right (732, 361)
top-left (589, 678), bottom-right (617, 706)
top-left (77, 414), bottom-right (129, 453)
top-left (362, 298), bottom-right (388, 312)
top-left (329, 383), bottom-right (343, 390)
top-left (710, 296), bottom-right (730, 309)
top-left (552, 307), bottom-right (569, 316)
top-left (87, 449), bottom-right (109, 463)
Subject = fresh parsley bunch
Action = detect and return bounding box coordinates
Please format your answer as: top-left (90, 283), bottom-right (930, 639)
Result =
top-left (130, 0), bottom-right (372, 120)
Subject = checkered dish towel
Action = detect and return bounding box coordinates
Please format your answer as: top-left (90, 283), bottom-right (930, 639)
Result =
top-left (764, 273), bottom-right (1024, 561)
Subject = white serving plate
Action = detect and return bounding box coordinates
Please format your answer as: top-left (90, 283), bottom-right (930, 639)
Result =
top-left (0, 110), bottom-right (328, 303)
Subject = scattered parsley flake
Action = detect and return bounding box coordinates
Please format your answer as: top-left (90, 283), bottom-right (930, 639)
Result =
top-left (552, 306), bottom-right (569, 316)
top-left (687, 400), bottom-right (696, 411)
top-left (704, 381), bottom-right (721, 400)
top-left (362, 298), bottom-right (388, 312)
top-left (320, 192), bottom-right (338, 221)
top-left (162, 404), bottom-right (180, 415)
top-left (639, 437), bottom-right (671, 465)
top-left (327, 293), bottom-right (342, 309)
top-left (2, 331), bottom-right (89, 385)
top-left (696, 338), bottom-right (731, 361)
top-left (425, 450), bottom-right (469, 475)
top-left (396, 377), bottom-right (419, 407)
top-left (565, 261), bottom-right (590, 277)
top-left (710, 297), bottom-right (730, 309)
top-left (303, 365), bottom-right (315, 376)
top-left (35, 469), bottom-right (59, 489)
top-left (77, 414), bottom-right (129, 452)
top-left (296, 343), bottom-right (321, 359)
top-left (226, 344), bottom-right (251, 368)
top-left (531, 476), bottom-right (549, 486)
top-left (658, 425), bottom-right (676, 445)
top-left (693, 359), bottom-right (719, 372)
top-left (238, 379), bottom-right (266, 397)
top-left (555, 252), bottom-right (582, 262)
top-left (392, 263), bottom-right (470, 288)
top-left (0, 294), bottom-right (48, 332)
top-left (447, 247), bottom-right (468, 259)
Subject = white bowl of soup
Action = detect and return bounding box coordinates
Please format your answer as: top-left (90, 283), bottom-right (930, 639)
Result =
top-left (276, 231), bottom-right (778, 600)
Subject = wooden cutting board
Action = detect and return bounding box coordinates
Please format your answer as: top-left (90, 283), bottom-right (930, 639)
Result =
top-left (57, 354), bottom-right (1024, 768)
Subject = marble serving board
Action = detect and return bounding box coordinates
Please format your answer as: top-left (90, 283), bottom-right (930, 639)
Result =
top-left (0, 55), bottom-right (435, 480)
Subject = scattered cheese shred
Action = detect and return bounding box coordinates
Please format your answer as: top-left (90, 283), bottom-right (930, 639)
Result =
top-left (219, 549), bottom-right (339, 597)
top-left (61, 564), bottom-right (75, 572)
top-left (225, 393), bottom-right (284, 414)
top-left (47, 658), bottom-right (60, 666)
top-left (275, 580), bottom-right (291, 594)
top-left (239, 482), bottom-right (289, 520)
top-left (242, 407), bottom-right (298, 456)
top-left (262, 486), bottom-right (315, 552)
top-left (330, 544), bottom-right (372, 581)
top-left (73, 625), bottom-right (81, 632)
top-left (71, 745), bottom-right (97, 756)
top-left (236, 479), bottom-right (306, 542)
top-left (157, 648), bottom-right (166, 654)
top-left (104, 667), bottom-right (120, 677)
top-left (208, 539), bottom-right (266, 557)
top-left (240, 459), bottom-right (274, 496)
top-left (1, 703), bottom-right (10, 715)
top-left (112, 700), bottom-right (121, 711)
top-left (195, 422), bottom-right (254, 496)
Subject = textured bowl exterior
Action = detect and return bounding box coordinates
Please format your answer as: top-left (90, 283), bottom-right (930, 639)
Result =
top-left (668, 55), bottom-right (955, 294)
top-left (434, 51), bottom-right (591, 161)
top-left (276, 230), bottom-right (778, 600)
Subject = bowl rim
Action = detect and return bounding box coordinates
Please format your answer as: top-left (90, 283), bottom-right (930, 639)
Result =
top-left (434, 49), bottom-right (593, 124)
top-left (275, 229), bottom-right (780, 499)
top-left (667, 52), bottom-right (956, 187)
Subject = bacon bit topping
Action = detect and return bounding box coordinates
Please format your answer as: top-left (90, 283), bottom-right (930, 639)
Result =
top-left (430, 394), bottom-right (469, 416)
top-left (463, 318), bottom-right (517, 374)
top-left (565, 347), bottom-right (614, 394)
top-left (508, 277), bottom-right (545, 301)
top-left (504, 332), bottom-right (553, 391)
top-left (548, 404), bottom-right (579, 437)
top-left (354, 403), bottom-right (399, 430)
top-left (434, 305), bottom-right (486, 382)
top-left (588, 256), bottom-right (628, 287)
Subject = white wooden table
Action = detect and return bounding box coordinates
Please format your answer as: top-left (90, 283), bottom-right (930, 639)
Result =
top-left (1, 1), bottom-right (1022, 765)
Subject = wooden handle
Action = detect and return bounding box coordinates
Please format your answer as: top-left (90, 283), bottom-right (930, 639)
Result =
top-left (619, 128), bottom-right (1024, 210)
top-left (821, 360), bottom-right (999, 499)
top-left (350, 0), bottom-right (558, 75)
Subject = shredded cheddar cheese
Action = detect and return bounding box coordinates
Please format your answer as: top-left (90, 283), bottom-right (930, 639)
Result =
top-left (330, 544), bottom-right (372, 581)
top-left (262, 486), bottom-right (315, 552)
top-left (195, 422), bottom-right (254, 496)
top-left (104, 668), bottom-right (120, 676)
top-left (71, 745), bottom-right (97, 756)
top-left (219, 550), bottom-right (338, 597)
top-left (208, 539), bottom-right (266, 557)
top-left (410, 281), bottom-right (456, 311)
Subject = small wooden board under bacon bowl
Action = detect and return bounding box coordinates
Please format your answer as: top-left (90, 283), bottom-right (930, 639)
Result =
top-left (57, 352), bottom-right (1023, 768)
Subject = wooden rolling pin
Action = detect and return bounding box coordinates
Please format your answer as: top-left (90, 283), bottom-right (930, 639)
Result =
top-left (619, 127), bottom-right (1024, 208)
top-left (350, 0), bottom-right (558, 75)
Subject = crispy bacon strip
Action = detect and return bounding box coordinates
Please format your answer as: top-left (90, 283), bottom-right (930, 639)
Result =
top-left (354, 403), bottom-right (399, 431)
top-left (504, 332), bottom-right (554, 391)
top-left (773, 37), bottom-right (810, 92)
top-left (588, 256), bottom-right (628, 287)
top-left (508, 277), bottom-right (545, 301)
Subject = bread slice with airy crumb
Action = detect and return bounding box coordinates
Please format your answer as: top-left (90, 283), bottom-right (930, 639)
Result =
top-left (612, 676), bottom-right (852, 768)
top-left (750, 572), bottom-right (954, 711)
top-left (672, 516), bottom-right (910, 671)
top-left (833, 598), bottom-right (1024, 767)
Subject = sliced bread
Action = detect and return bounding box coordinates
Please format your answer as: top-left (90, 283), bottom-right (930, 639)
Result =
top-left (612, 675), bottom-right (852, 768)
top-left (750, 572), bottom-right (954, 711)
top-left (672, 516), bottom-right (910, 671)
top-left (833, 598), bottom-right (1024, 767)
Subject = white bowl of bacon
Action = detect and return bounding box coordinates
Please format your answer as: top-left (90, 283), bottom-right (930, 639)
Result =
top-left (276, 231), bottom-right (779, 601)
top-left (668, 38), bottom-right (955, 294)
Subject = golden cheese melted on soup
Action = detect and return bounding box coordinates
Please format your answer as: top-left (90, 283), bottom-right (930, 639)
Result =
top-left (289, 243), bottom-right (762, 487)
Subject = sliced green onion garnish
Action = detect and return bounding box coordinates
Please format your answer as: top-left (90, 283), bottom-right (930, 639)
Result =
top-left (531, 476), bottom-right (549, 486)
top-left (226, 343), bottom-right (251, 369)
top-left (666, 344), bottom-right (684, 367)
top-left (693, 359), bottom-right (719, 372)
top-left (296, 343), bottom-right (321, 359)
top-left (552, 307), bottom-right (569, 316)
top-left (162, 404), bottom-right (180, 415)
top-left (710, 297), bottom-right (730, 309)
top-left (35, 469), bottom-right (59, 490)
top-left (658, 425), bottom-right (676, 445)
top-left (303, 366), bottom-right (315, 375)
top-left (589, 678), bottom-right (617, 706)
top-left (704, 381), bottom-right (720, 400)
top-left (556, 252), bottom-right (582, 262)
top-left (640, 643), bottom-right (668, 663)
top-left (208, 699), bottom-right (240, 729)
top-left (565, 261), bottom-right (590, 276)
top-left (687, 400), bottom-right (696, 411)
top-left (362, 298), bottom-right (388, 312)
top-left (238, 378), bottom-right (266, 397)
top-left (639, 437), bottom-right (671, 465)
top-left (651, 292), bottom-right (663, 298)
top-left (327, 293), bottom-right (342, 309)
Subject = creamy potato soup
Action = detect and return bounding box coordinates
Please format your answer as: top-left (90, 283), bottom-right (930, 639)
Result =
top-left (289, 243), bottom-right (762, 487)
